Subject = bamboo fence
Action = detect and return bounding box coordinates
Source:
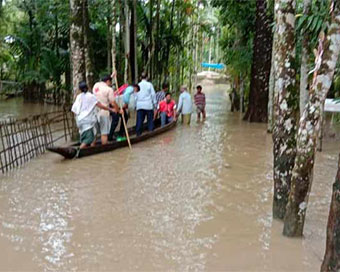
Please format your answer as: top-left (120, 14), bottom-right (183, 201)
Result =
top-left (0, 109), bottom-right (76, 174)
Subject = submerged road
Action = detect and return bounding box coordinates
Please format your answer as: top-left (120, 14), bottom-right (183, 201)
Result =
top-left (0, 79), bottom-right (338, 271)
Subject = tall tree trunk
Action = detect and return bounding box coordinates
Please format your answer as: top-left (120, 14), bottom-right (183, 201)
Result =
top-left (124, 0), bottom-right (130, 83)
top-left (267, 19), bottom-right (277, 133)
top-left (283, 2), bottom-right (340, 237)
top-left (164, 0), bottom-right (176, 80)
top-left (148, 0), bottom-right (154, 79)
top-left (299, 0), bottom-right (312, 116)
top-left (216, 28), bottom-right (220, 62)
top-left (111, 0), bottom-right (117, 80)
top-left (272, 0), bottom-right (297, 220)
top-left (83, 0), bottom-right (94, 90)
top-left (175, 2), bottom-right (182, 92)
top-left (107, 15), bottom-right (112, 72)
top-left (70, 0), bottom-right (85, 97)
top-left (154, 0), bottom-right (160, 86)
top-left (129, 0), bottom-right (138, 83)
top-left (240, 75), bottom-right (245, 113)
top-left (321, 154), bottom-right (340, 272)
top-left (267, 42), bottom-right (275, 132)
top-left (54, 6), bottom-right (61, 104)
top-left (244, 0), bottom-right (273, 122)
top-left (188, 15), bottom-right (194, 92)
top-left (193, 1), bottom-right (200, 91)
top-left (200, 31), bottom-right (204, 72)
top-left (118, 0), bottom-right (124, 84)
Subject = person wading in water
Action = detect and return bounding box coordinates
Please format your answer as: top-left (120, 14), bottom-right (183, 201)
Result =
top-left (177, 85), bottom-right (193, 125)
top-left (194, 85), bottom-right (206, 121)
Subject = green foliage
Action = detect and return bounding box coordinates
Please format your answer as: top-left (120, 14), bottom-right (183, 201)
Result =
top-left (212, 0), bottom-right (256, 100)
top-left (219, 25), bottom-right (253, 77)
top-left (1, 0), bottom-right (70, 89)
top-left (0, 0), bottom-right (218, 101)
top-left (296, 0), bottom-right (330, 48)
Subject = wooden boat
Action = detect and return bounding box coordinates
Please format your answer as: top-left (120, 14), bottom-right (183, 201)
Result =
top-left (47, 120), bottom-right (177, 159)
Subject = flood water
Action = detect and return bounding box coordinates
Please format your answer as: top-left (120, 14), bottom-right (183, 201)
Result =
top-left (0, 97), bottom-right (61, 121)
top-left (0, 78), bottom-right (339, 271)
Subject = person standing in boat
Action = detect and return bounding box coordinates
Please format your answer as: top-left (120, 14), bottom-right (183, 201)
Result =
top-left (177, 85), bottom-right (193, 125)
top-left (92, 75), bottom-right (119, 145)
top-left (156, 83), bottom-right (168, 105)
top-left (72, 82), bottom-right (114, 149)
top-left (109, 84), bottom-right (139, 140)
top-left (156, 92), bottom-right (177, 127)
top-left (135, 72), bottom-right (157, 136)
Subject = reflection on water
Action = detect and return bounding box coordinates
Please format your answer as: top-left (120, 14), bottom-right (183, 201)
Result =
top-left (0, 81), bottom-right (338, 271)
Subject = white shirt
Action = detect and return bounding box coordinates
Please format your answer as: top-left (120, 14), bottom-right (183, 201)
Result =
top-left (135, 79), bottom-right (157, 110)
top-left (177, 91), bottom-right (192, 114)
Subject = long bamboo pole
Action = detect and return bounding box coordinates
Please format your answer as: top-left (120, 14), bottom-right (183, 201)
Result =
top-left (112, 72), bottom-right (132, 150)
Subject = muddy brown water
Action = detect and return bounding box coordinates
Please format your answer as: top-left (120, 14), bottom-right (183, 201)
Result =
top-left (0, 80), bottom-right (339, 271)
top-left (0, 97), bottom-right (61, 121)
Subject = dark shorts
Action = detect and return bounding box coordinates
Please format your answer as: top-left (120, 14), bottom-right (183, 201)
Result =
top-left (80, 128), bottom-right (95, 145)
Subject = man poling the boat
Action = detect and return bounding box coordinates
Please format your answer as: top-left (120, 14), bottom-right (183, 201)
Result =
top-left (109, 83), bottom-right (139, 141)
top-left (92, 74), bottom-right (119, 145)
top-left (71, 81), bottom-right (116, 149)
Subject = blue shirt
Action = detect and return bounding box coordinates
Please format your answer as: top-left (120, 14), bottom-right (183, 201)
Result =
top-left (123, 86), bottom-right (134, 105)
top-left (177, 91), bottom-right (192, 114)
top-left (135, 80), bottom-right (157, 110)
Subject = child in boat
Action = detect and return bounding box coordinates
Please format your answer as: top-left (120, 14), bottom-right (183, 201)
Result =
top-left (156, 92), bottom-right (177, 127)
top-left (194, 85), bottom-right (206, 121)
top-left (72, 82), bottom-right (114, 149)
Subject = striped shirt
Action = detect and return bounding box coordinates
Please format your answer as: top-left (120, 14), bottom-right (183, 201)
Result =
top-left (156, 90), bottom-right (166, 105)
top-left (194, 92), bottom-right (206, 106)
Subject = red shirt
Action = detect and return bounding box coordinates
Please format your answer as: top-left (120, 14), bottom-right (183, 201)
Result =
top-left (158, 99), bottom-right (176, 117)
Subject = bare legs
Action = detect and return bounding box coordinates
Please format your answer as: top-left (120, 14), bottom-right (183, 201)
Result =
top-left (101, 135), bottom-right (108, 145)
top-left (197, 110), bottom-right (206, 122)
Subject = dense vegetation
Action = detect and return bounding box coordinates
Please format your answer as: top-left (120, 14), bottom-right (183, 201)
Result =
top-left (0, 0), bottom-right (221, 103)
